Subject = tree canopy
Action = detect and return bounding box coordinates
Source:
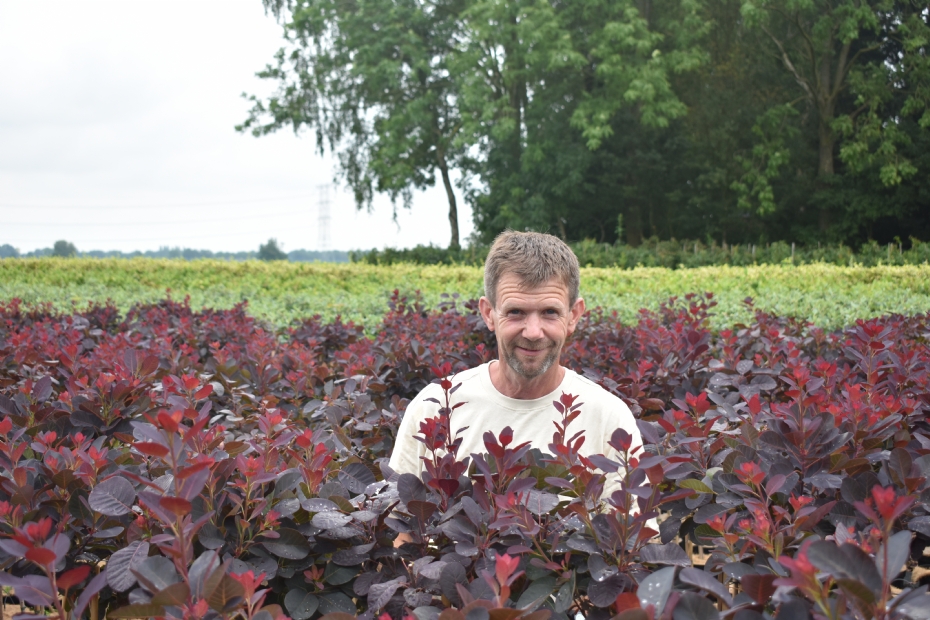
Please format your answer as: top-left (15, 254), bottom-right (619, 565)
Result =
top-left (244, 0), bottom-right (930, 248)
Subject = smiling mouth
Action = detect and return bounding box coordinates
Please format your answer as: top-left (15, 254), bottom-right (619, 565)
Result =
top-left (515, 344), bottom-right (550, 355)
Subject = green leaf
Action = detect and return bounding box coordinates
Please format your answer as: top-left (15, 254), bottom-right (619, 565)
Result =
top-left (679, 479), bottom-right (713, 494)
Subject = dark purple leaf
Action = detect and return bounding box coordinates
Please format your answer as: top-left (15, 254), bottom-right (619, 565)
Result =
top-left (285, 588), bottom-right (320, 620)
top-left (398, 474), bottom-right (428, 504)
top-left (679, 567), bottom-right (732, 605)
top-left (407, 500), bottom-right (438, 522)
top-left (303, 497), bottom-right (340, 512)
top-left (32, 376), bottom-right (52, 403)
top-left (807, 540), bottom-right (882, 592)
top-left (876, 530), bottom-right (911, 583)
top-left (368, 577), bottom-right (407, 612)
top-left (339, 462), bottom-right (377, 494)
top-left (640, 542), bottom-right (691, 566)
top-left (670, 591), bottom-right (720, 619)
top-left (89, 476), bottom-right (136, 516)
top-left (107, 541), bottom-right (151, 592)
top-left (72, 571), bottom-right (109, 620)
top-left (588, 574), bottom-right (627, 607)
top-left (262, 528), bottom-right (310, 559)
top-left (131, 555), bottom-right (180, 593)
top-left (15, 575), bottom-right (56, 607)
top-left (637, 566), bottom-right (675, 615)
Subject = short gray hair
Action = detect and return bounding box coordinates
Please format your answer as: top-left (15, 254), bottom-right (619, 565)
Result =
top-left (483, 231), bottom-right (580, 307)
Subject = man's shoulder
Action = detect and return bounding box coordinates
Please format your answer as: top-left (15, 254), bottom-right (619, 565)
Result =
top-left (564, 368), bottom-right (632, 413)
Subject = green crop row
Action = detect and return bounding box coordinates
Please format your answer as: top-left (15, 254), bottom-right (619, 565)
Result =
top-left (1, 258), bottom-right (929, 330)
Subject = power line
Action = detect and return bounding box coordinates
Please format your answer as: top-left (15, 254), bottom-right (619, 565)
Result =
top-left (1, 231), bottom-right (285, 245)
top-left (3, 208), bottom-right (311, 227)
top-left (0, 193), bottom-right (315, 210)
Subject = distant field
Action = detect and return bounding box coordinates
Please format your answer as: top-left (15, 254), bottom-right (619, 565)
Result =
top-left (1, 258), bottom-right (929, 329)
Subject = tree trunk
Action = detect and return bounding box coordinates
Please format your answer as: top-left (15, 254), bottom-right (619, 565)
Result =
top-left (818, 121), bottom-right (835, 177)
top-left (437, 150), bottom-right (460, 250)
top-left (817, 109), bottom-right (836, 231)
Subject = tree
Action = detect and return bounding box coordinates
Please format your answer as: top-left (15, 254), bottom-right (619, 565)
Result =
top-left (258, 238), bottom-right (287, 261)
top-left (738, 0), bottom-right (930, 231)
top-left (51, 240), bottom-right (77, 257)
top-left (463, 0), bottom-right (709, 245)
top-left (241, 0), bottom-right (471, 249)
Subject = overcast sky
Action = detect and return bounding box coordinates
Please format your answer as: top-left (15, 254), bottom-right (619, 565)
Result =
top-left (0, 1), bottom-right (473, 254)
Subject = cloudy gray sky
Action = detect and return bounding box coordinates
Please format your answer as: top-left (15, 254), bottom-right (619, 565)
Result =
top-left (0, 0), bottom-right (472, 254)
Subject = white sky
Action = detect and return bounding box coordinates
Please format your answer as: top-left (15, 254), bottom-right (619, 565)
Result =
top-left (0, 0), bottom-right (473, 254)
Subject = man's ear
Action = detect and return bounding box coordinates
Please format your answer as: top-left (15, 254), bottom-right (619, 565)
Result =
top-left (478, 296), bottom-right (496, 332)
top-left (567, 297), bottom-right (585, 335)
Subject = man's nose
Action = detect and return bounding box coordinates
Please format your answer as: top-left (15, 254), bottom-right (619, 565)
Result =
top-left (523, 313), bottom-right (544, 339)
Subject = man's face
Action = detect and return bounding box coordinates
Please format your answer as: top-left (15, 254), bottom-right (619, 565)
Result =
top-left (479, 272), bottom-right (585, 380)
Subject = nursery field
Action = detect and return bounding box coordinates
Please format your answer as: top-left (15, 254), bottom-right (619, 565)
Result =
top-left (1, 289), bottom-right (930, 620)
top-left (2, 258), bottom-right (930, 329)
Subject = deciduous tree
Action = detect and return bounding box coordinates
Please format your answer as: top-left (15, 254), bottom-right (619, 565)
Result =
top-left (241, 0), bottom-right (471, 249)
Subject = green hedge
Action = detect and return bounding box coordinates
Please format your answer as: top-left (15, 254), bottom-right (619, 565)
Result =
top-left (351, 237), bottom-right (930, 268)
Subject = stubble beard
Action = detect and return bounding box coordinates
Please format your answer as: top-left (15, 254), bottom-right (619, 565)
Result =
top-left (504, 338), bottom-right (560, 379)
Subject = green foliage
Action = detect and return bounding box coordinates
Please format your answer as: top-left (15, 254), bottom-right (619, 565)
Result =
top-left (247, 0), bottom-right (929, 249)
top-left (51, 240), bottom-right (77, 258)
top-left (354, 238), bottom-right (930, 268)
top-left (242, 0), bottom-right (470, 248)
top-left (1, 258), bottom-right (929, 331)
top-left (258, 238), bottom-right (288, 261)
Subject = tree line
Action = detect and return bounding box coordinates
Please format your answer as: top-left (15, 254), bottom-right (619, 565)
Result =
top-left (0, 240), bottom-right (350, 262)
top-left (240, 0), bottom-right (930, 250)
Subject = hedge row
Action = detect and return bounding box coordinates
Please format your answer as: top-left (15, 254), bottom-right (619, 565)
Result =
top-left (0, 294), bottom-right (930, 619)
top-left (351, 238), bottom-right (930, 269)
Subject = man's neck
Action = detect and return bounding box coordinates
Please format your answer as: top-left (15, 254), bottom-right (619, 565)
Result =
top-left (488, 360), bottom-right (566, 400)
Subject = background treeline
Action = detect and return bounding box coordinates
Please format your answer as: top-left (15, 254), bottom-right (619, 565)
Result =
top-left (0, 242), bottom-right (349, 263)
top-left (245, 0), bottom-right (930, 250)
top-left (8, 238), bottom-right (930, 268)
top-left (353, 237), bottom-right (930, 267)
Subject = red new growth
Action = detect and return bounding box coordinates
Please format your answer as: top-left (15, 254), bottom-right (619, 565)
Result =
top-left (736, 462), bottom-right (766, 487)
top-left (495, 553), bottom-right (522, 586)
top-left (686, 391), bottom-right (711, 415)
top-left (25, 547), bottom-right (57, 566)
top-left (156, 410), bottom-right (183, 434)
top-left (57, 565), bottom-right (91, 590)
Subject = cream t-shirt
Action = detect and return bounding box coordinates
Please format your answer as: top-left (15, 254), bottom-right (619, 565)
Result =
top-left (388, 361), bottom-right (642, 497)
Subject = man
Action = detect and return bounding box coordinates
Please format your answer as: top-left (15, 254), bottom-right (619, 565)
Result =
top-left (388, 230), bottom-right (642, 487)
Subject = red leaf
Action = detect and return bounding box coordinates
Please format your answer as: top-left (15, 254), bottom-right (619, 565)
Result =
top-left (615, 592), bottom-right (641, 611)
top-left (159, 496), bottom-right (192, 518)
top-left (435, 479), bottom-right (460, 497)
top-left (741, 574), bottom-right (776, 605)
top-left (57, 565), bottom-right (91, 590)
top-left (499, 427), bottom-right (513, 447)
top-left (25, 547), bottom-right (57, 566)
top-left (177, 460), bottom-right (213, 480)
top-left (133, 442), bottom-right (169, 458)
top-left (645, 464), bottom-right (664, 485)
top-left (156, 411), bottom-right (181, 434)
top-left (194, 384), bottom-right (213, 400)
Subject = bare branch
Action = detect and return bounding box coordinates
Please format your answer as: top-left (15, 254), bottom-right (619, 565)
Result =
top-left (761, 24), bottom-right (815, 102)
